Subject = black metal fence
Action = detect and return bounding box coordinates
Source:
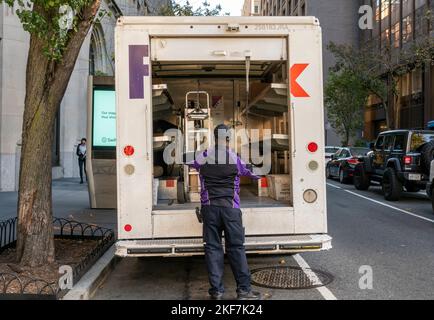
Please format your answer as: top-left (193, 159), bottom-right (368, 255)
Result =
top-left (0, 217), bottom-right (17, 253)
top-left (0, 216), bottom-right (115, 299)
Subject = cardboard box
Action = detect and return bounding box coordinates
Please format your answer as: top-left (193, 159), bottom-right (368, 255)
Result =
top-left (158, 178), bottom-right (178, 200)
top-left (266, 175), bottom-right (291, 201)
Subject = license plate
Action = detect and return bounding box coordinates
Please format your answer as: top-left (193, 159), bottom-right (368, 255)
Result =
top-left (408, 174), bottom-right (421, 181)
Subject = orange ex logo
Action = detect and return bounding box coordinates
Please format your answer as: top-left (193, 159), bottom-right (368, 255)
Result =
top-left (290, 64), bottom-right (310, 98)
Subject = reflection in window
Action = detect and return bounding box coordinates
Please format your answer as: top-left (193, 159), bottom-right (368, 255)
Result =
top-left (381, 0), bottom-right (390, 20)
top-left (415, 0), bottom-right (426, 9)
top-left (412, 69), bottom-right (423, 94)
top-left (402, 15), bottom-right (413, 44)
top-left (375, 0), bottom-right (381, 21)
top-left (392, 22), bottom-right (400, 48)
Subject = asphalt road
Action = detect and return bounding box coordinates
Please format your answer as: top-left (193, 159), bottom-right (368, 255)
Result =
top-left (93, 180), bottom-right (434, 300)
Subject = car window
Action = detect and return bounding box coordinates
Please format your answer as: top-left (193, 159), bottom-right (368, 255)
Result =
top-left (350, 148), bottom-right (370, 156)
top-left (340, 150), bottom-right (350, 158)
top-left (393, 134), bottom-right (406, 151)
top-left (326, 147), bottom-right (339, 154)
top-left (410, 133), bottom-right (434, 152)
top-left (375, 136), bottom-right (385, 150)
top-left (384, 135), bottom-right (394, 151)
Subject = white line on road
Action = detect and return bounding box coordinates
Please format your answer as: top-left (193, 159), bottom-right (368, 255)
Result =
top-left (293, 254), bottom-right (337, 300)
top-left (327, 182), bottom-right (434, 224)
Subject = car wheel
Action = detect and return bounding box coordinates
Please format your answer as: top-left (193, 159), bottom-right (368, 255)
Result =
top-left (354, 163), bottom-right (370, 190)
top-left (382, 168), bottom-right (402, 201)
top-left (326, 166), bottom-right (332, 179)
top-left (339, 168), bottom-right (349, 184)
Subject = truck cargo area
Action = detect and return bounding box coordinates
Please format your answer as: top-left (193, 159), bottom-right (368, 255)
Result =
top-left (151, 60), bottom-right (293, 212)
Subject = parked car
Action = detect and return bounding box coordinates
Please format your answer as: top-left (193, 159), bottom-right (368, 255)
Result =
top-left (326, 147), bottom-right (371, 184)
top-left (325, 146), bottom-right (341, 164)
top-left (354, 130), bottom-right (434, 201)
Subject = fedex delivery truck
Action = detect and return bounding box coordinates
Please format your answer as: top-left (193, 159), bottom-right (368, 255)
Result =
top-left (115, 16), bottom-right (331, 257)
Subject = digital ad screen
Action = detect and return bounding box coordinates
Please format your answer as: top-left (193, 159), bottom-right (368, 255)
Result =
top-left (93, 88), bottom-right (116, 148)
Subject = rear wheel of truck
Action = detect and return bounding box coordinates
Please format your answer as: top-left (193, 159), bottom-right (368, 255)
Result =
top-left (382, 168), bottom-right (402, 201)
top-left (420, 141), bottom-right (434, 175)
top-left (354, 163), bottom-right (370, 190)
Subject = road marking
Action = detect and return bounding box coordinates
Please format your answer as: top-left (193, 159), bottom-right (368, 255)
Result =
top-left (327, 182), bottom-right (434, 224)
top-left (293, 254), bottom-right (337, 301)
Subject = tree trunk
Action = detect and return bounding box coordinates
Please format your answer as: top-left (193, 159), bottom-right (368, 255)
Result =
top-left (16, 0), bottom-right (101, 267)
top-left (16, 95), bottom-right (57, 266)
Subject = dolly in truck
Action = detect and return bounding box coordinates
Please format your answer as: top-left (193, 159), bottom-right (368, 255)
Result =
top-left (114, 16), bottom-right (331, 258)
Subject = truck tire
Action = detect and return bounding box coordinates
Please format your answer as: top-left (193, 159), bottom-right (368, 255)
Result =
top-left (339, 168), bottom-right (350, 184)
top-left (382, 168), bottom-right (402, 201)
top-left (420, 141), bottom-right (434, 175)
top-left (354, 163), bottom-right (370, 190)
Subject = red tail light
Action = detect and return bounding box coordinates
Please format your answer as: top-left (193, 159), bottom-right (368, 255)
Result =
top-left (404, 156), bottom-right (412, 165)
top-left (347, 158), bottom-right (359, 165)
top-left (307, 142), bottom-right (318, 153)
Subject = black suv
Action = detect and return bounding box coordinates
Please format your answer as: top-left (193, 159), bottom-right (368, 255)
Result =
top-left (354, 130), bottom-right (434, 201)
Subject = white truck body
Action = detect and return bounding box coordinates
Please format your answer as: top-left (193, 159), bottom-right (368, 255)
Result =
top-left (115, 16), bottom-right (331, 257)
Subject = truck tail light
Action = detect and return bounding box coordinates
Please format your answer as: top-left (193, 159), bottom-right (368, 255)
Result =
top-left (307, 142), bottom-right (318, 153)
top-left (404, 156), bottom-right (412, 165)
top-left (124, 224), bottom-right (132, 232)
top-left (124, 145), bottom-right (135, 157)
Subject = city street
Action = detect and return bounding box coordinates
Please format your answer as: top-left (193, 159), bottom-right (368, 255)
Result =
top-left (93, 182), bottom-right (434, 300)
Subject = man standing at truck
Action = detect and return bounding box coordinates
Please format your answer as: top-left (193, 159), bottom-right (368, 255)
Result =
top-left (188, 124), bottom-right (262, 300)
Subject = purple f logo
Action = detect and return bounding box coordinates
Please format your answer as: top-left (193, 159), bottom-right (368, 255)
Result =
top-left (129, 45), bottom-right (149, 99)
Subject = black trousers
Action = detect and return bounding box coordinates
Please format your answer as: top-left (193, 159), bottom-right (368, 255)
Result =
top-left (78, 158), bottom-right (87, 182)
top-left (202, 205), bottom-right (251, 295)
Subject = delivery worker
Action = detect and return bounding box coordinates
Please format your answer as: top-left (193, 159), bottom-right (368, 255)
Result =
top-left (188, 124), bottom-right (261, 300)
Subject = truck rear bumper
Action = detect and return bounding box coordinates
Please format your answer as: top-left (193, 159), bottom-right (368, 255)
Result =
top-left (116, 234), bottom-right (332, 257)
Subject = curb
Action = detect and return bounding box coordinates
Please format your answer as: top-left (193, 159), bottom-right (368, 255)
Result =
top-left (62, 244), bottom-right (120, 300)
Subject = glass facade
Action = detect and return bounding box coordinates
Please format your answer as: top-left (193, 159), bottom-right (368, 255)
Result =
top-left (362, 0), bottom-right (433, 139)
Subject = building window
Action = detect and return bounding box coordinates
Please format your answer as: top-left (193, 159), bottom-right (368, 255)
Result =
top-left (301, 3), bottom-right (305, 16)
top-left (391, 0), bottom-right (400, 24)
top-left (381, 0), bottom-right (390, 20)
top-left (402, 0), bottom-right (413, 16)
top-left (416, 0), bottom-right (426, 9)
top-left (412, 68), bottom-right (423, 95)
top-left (375, 0), bottom-right (381, 22)
top-left (381, 29), bottom-right (391, 47)
top-left (402, 15), bottom-right (413, 44)
top-left (254, 5), bottom-right (259, 14)
top-left (392, 22), bottom-right (400, 48)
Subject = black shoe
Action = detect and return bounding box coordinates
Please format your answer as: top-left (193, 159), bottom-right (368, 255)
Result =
top-left (237, 290), bottom-right (262, 300)
top-left (80, 181), bottom-right (84, 184)
top-left (210, 292), bottom-right (224, 300)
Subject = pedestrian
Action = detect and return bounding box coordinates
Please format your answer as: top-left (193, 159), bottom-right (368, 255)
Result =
top-left (76, 138), bottom-right (87, 184)
top-left (188, 124), bottom-right (262, 300)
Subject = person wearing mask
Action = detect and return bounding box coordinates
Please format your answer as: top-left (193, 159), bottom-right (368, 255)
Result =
top-left (188, 124), bottom-right (262, 300)
top-left (76, 138), bottom-right (87, 184)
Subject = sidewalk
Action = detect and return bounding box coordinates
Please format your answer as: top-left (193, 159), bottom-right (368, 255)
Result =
top-left (0, 179), bottom-right (116, 231)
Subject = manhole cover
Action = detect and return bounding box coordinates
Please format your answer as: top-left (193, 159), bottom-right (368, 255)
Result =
top-left (251, 266), bottom-right (333, 290)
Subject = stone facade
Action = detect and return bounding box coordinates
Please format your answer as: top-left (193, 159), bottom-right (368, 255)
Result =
top-left (0, 0), bottom-right (168, 191)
